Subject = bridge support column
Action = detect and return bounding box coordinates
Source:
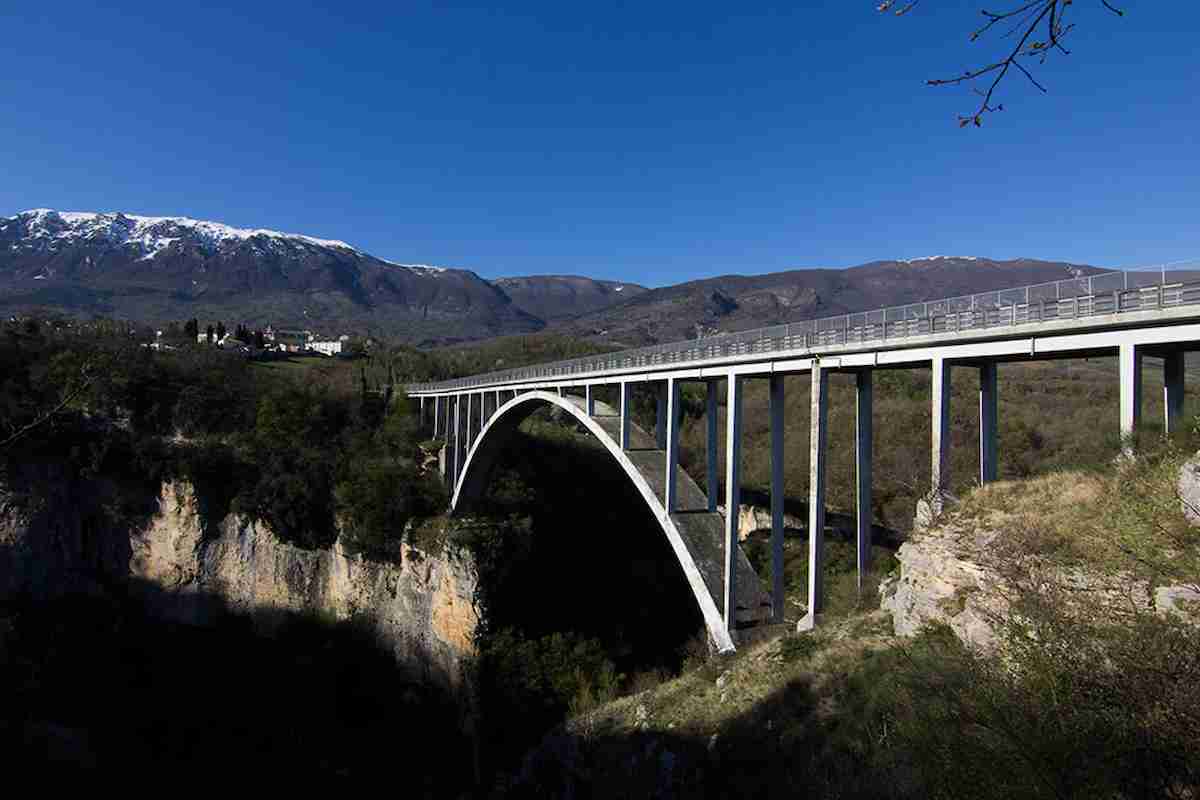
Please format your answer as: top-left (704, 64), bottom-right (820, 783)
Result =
top-left (465, 394), bottom-right (474, 451)
top-left (1164, 351), bottom-right (1185, 435)
top-left (620, 382), bottom-right (632, 449)
top-left (665, 378), bottom-right (682, 512)
top-left (451, 394), bottom-right (462, 485)
top-left (931, 356), bottom-right (951, 499)
top-left (585, 384), bottom-right (595, 416)
top-left (723, 375), bottom-right (743, 637)
top-left (419, 396), bottom-right (425, 428)
top-left (655, 383), bottom-right (668, 450)
top-left (479, 391), bottom-right (486, 432)
top-left (433, 396), bottom-right (441, 437)
top-left (1120, 342), bottom-right (1142, 451)
top-left (979, 362), bottom-right (998, 484)
top-left (706, 380), bottom-right (719, 512)
top-left (855, 369), bottom-right (873, 596)
top-left (769, 374), bottom-right (786, 623)
top-left (800, 363), bottom-right (828, 631)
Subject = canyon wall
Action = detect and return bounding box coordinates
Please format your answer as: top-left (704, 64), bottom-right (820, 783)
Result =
top-left (0, 475), bottom-right (479, 691)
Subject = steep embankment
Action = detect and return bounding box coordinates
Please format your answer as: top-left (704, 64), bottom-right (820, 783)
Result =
top-left (505, 448), bottom-right (1200, 798)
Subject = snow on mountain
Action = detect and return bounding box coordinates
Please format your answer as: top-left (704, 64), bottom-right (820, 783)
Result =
top-left (3, 209), bottom-right (453, 276)
top-left (9, 208), bottom-right (357, 253)
top-left (899, 256), bottom-right (980, 264)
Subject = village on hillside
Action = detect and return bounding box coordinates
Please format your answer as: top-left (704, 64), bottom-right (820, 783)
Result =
top-left (149, 318), bottom-right (362, 357)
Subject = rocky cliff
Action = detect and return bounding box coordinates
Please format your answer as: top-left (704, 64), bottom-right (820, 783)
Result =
top-left (881, 463), bottom-right (1200, 650)
top-left (0, 474), bottom-right (479, 691)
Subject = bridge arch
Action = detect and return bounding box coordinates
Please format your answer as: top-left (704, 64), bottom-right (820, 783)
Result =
top-left (451, 390), bottom-right (736, 652)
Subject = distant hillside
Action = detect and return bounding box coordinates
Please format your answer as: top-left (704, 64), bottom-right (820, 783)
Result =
top-left (0, 210), bottom-right (1107, 346)
top-left (493, 275), bottom-right (647, 321)
top-left (554, 257), bottom-right (1104, 346)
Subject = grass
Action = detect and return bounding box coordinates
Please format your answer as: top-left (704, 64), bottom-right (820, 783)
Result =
top-left (499, 411), bottom-right (1200, 797)
top-left (953, 442), bottom-right (1200, 586)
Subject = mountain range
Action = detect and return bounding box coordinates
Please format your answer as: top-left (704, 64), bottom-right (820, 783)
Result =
top-left (0, 209), bottom-right (1104, 347)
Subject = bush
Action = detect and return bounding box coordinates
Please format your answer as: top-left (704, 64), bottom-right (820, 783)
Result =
top-left (336, 457), bottom-right (445, 562)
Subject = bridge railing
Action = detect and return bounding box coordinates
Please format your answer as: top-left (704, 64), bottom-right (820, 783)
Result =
top-left (408, 261), bottom-right (1200, 393)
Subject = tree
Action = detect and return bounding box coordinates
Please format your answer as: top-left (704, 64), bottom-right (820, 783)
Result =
top-left (254, 329), bottom-right (266, 350)
top-left (184, 318), bottom-right (199, 340)
top-left (880, 1), bottom-right (1127, 126)
top-left (206, 324), bottom-right (214, 344)
top-left (216, 321), bottom-right (226, 340)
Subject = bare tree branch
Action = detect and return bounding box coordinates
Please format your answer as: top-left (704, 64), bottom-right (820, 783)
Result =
top-left (0, 361), bottom-right (96, 451)
top-left (882, 1), bottom-right (1129, 126)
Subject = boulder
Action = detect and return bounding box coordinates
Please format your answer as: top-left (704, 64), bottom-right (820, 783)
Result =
top-left (1177, 452), bottom-right (1200, 525)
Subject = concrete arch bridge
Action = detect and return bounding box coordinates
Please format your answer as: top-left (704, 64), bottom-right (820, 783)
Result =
top-left (408, 267), bottom-right (1200, 652)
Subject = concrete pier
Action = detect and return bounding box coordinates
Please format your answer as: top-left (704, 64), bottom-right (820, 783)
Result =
top-left (979, 362), bottom-right (998, 484)
top-left (665, 378), bottom-right (682, 512)
top-left (1120, 342), bottom-right (1142, 447)
top-left (706, 380), bottom-right (719, 512)
top-left (855, 369), bottom-right (873, 594)
top-left (1164, 351), bottom-right (1185, 434)
top-left (931, 356), bottom-right (951, 497)
top-left (655, 383), bottom-right (668, 450)
top-left (723, 375), bottom-right (743, 635)
top-left (769, 374), bottom-right (785, 622)
top-left (620, 382), bottom-right (632, 449)
top-left (800, 363), bottom-right (828, 631)
top-left (452, 395), bottom-right (462, 483)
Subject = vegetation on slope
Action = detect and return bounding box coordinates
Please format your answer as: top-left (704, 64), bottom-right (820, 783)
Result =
top-left (511, 439), bottom-right (1200, 799)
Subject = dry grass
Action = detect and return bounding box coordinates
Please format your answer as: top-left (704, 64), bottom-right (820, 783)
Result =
top-left (569, 610), bottom-right (897, 741)
top-left (948, 447), bottom-right (1200, 586)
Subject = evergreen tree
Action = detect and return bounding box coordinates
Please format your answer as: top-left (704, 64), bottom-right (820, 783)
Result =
top-left (217, 321), bottom-right (226, 340)
top-left (206, 324), bottom-right (214, 344)
top-left (184, 318), bottom-right (198, 339)
top-left (254, 329), bottom-right (266, 349)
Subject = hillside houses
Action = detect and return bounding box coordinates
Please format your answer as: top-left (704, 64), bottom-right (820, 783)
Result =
top-left (264, 326), bottom-right (348, 355)
top-left (187, 323), bottom-right (353, 356)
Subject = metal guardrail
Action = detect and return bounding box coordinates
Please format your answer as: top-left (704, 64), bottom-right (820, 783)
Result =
top-left (408, 264), bottom-right (1200, 393)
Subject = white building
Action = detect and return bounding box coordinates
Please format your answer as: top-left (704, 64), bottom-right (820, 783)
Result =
top-left (310, 339), bottom-right (343, 356)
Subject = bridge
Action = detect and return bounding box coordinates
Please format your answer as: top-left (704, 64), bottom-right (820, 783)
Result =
top-left (406, 267), bottom-right (1200, 652)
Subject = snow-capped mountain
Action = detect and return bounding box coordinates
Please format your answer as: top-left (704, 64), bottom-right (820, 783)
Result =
top-left (0, 209), bottom-right (1105, 346)
top-left (0, 209), bottom-right (542, 343)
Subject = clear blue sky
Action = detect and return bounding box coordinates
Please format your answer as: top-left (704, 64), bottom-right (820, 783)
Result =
top-left (2, 2), bottom-right (1196, 286)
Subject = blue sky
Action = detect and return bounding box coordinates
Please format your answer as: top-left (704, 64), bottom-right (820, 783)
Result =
top-left (2, 2), bottom-right (1196, 286)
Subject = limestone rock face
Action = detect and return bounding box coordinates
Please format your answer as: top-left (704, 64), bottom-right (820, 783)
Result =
top-left (881, 518), bottom-right (1198, 651)
top-left (878, 525), bottom-right (1005, 650)
top-left (2, 476), bottom-right (478, 691)
top-left (716, 503), bottom-right (805, 542)
top-left (126, 481), bottom-right (480, 690)
top-left (1156, 585), bottom-right (1200, 624)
